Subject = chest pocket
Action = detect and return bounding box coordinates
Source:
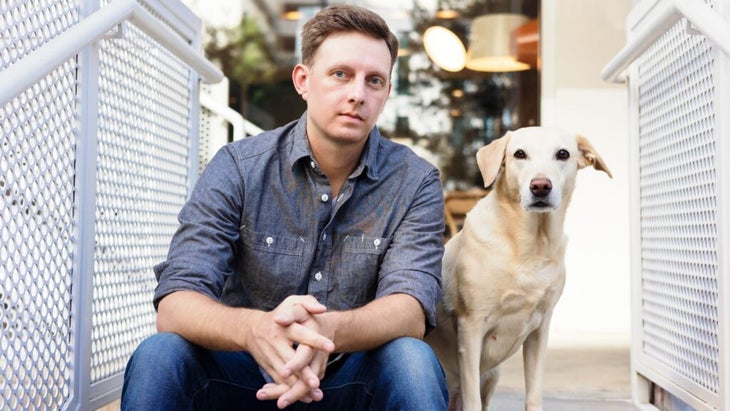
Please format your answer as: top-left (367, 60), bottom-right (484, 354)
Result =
top-left (335, 235), bottom-right (392, 308)
top-left (239, 226), bottom-right (305, 309)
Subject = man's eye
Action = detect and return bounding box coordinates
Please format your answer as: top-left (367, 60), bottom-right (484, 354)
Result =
top-left (369, 77), bottom-right (384, 86)
top-left (334, 71), bottom-right (346, 78)
top-left (514, 149), bottom-right (527, 159)
top-left (556, 149), bottom-right (570, 160)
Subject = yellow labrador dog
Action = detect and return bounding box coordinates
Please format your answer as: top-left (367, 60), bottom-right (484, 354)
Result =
top-left (427, 127), bottom-right (612, 411)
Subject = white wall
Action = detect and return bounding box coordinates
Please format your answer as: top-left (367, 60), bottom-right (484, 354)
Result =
top-left (541, 0), bottom-right (633, 346)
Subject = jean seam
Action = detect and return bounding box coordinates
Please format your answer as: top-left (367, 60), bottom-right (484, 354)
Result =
top-left (191, 378), bottom-right (263, 403)
top-left (299, 381), bottom-right (373, 410)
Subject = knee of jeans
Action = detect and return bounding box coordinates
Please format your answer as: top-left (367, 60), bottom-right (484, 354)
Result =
top-left (122, 333), bottom-right (204, 408)
top-left (374, 337), bottom-right (449, 407)
top-left (381, 337), bottom-right (445, 381)
top-left (127, 332), bottom-right (196, 374)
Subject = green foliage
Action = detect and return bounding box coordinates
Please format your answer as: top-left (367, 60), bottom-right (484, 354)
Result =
top-left (204, 15), bottom-right (277, 87)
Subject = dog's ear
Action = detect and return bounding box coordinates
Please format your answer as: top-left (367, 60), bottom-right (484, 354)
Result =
top-left (476, 133), bottom-right (510, 188)
top-left (576, 135), bottom-right (613, 178)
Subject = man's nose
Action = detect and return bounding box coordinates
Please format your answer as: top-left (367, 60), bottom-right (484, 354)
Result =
top-left (348, 80), bottom-right (366, 105)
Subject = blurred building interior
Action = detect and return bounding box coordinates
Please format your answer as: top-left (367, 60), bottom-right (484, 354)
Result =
top-left (187, 0), bottom-right (541, 189)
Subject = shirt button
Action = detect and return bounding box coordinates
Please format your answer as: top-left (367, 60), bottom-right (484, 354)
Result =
top-left (314, 272), bottom-right (323, 281)
top-left (266, 237), bottom-right (274, 246)
top-left (310, 160), bottom-right (316, 169)
top-left (320, 194), bottom-right (329, 202)
top-left (373, 239), bottom-right (381, 247)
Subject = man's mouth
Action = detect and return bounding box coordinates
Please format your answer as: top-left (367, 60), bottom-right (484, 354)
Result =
top-left (341, 112), bottom-right (364, 121)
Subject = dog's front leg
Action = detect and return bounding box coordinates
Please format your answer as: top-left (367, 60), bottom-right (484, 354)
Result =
top-left (522, 314), bottom-right (553, 411)
top-left (456, 316), bottom-right (486, 411)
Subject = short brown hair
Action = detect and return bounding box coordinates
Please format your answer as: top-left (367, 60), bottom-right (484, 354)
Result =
top-left (300, 5), bottom-right (399, 69)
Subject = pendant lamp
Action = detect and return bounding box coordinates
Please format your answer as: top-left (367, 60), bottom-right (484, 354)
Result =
top-left (423, 25), bottom-right (467, 72)
top-left (465, 13), bottom-right (530, 72)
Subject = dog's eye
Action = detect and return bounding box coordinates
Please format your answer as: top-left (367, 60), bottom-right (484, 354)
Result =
top-left (514, 149), bottom-right (527, 159)
top-left (556, 149), bottom-right (570, 160)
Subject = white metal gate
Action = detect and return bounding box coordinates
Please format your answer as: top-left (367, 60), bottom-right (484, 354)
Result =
top-left (0, 0), bottom-right (222, 409)
top-left (603, 0), bottom-right (730, 410)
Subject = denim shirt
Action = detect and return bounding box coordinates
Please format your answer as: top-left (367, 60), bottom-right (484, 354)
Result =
top-left (154, 113), bottom-right (445, 330)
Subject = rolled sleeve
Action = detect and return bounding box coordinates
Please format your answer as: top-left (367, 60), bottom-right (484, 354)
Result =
top-left (376, 167), bottom-right (445, 332)
top-left (153, 259), bottom-right (226, 309)
top-left (153, 147), bottom-right (243, 309)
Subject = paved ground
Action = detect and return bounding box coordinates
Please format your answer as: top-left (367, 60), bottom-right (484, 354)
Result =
top-left (491, 393), bottom-right (636, 411)
top-left (490, 341), bottom-right (637, 410)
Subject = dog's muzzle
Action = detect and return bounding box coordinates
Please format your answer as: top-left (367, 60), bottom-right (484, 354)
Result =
top-left (527, 177), bottom-right (555, 210)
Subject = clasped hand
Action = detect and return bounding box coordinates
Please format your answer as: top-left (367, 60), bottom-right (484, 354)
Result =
top-left (250, 295), bottom-right (335, 409)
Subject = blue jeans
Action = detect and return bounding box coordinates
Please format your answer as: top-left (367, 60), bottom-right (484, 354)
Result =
top-left (121, 333), bottom-right (448, 410)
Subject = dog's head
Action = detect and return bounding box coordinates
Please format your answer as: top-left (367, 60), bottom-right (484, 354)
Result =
top-left (476, 127), bottom-right (612, 212)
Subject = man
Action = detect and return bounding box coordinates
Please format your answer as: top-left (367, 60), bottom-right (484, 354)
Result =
top-left (122, 4), bottom-right (448, 410)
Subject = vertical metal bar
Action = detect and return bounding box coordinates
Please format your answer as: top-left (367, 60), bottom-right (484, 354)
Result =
top-left (68, 0), bottom-right (102, 409)
top-left (627, 41), bottom-right (649, 409)
top-left (538, 0), bottom-right (556, 127)
top-left (715, 4), bottom-right (730, 409)
top-left (187, 19), bottom-right (203, 195)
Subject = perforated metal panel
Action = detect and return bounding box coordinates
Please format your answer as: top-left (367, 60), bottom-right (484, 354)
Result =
top-left (1, 0), bottom-right (209, 408)
top-left (636, 12), bottom-right (721, 405)
top-left (198, 81), bottom-right (232, 173)
top-left (1, 1), bottom-right (80, 410)
top-left (198, 86), bottom-right (216, 174)
top-left (92, 16), bottom-right (194, 384)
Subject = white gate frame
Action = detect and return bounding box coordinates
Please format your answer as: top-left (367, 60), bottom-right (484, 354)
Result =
top-left (0, 0), bottom-right (221, 409)
top-left (603, 0), bottom-right (730, 409)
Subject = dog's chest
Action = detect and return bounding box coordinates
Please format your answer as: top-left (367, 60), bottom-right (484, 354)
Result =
top-left (461, 252), bottom-right (563, 311)
top-left (497, 257), bottom-right (563, 314)
top-left (446, 260), bottom-right (562, 376)
top-left (481, 261), bottom-right (564, 357)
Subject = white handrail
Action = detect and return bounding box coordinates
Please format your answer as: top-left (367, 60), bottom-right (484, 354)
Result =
top-left (199, 93), bottom-right (264, 141)
top-left (602, 0), bottom-right (730, 83)
top-left (0, 0), bottom-right (223, 107)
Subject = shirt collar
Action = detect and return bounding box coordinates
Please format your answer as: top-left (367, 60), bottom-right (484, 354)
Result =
top-left (289, 111), bottom-right (381, 181)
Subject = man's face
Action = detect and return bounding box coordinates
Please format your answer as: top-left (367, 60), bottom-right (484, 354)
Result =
top-left (293, 31), bottom-right (393, 147)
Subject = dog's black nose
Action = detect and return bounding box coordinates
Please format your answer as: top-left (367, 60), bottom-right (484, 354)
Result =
top-left (530, 178), bottom-right (552, 198)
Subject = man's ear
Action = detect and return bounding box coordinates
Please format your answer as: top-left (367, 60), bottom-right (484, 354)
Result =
top-left (292, 64), bottom-right (309, 100)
